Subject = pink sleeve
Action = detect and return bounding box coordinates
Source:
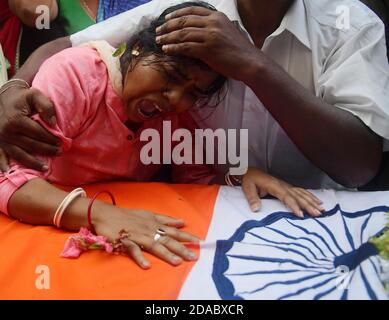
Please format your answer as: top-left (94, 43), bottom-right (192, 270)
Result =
top-left (171, 112), bottom-right (217, 185)
top-left (0, 47), bottom-right (108, 215)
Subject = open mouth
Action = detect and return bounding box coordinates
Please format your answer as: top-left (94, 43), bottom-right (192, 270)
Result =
top-left (137, 99), bottom-right (163, 119)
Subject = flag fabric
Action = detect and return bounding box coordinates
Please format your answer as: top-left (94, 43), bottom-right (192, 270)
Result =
top-left (179, 187), bottom-right (389, 300)
top-left (0, 182), bottom-right (387, 300)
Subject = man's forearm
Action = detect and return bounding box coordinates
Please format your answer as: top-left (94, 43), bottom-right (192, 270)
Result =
top-left (9, 0), bottom-right (58, 27)
top-left (241, 51), bottom-right (383, 188)
top-left (14, 36), bottom-right (71, 84)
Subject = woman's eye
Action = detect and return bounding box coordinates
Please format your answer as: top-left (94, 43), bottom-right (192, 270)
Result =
top-left (162, 88), bottom-right (170, 96)
top-left (188, 91), bottom-right (201, 103)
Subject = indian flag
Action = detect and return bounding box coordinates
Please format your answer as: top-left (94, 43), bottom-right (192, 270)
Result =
top-left (0, 183), bottom-right (387, 300)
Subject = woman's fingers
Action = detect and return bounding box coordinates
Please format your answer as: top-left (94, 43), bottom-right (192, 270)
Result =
top-left (154, 213), bottom-right (185, 227)
top-left (122, 238), bottom-right (150, 269)
top-left (263, 180), bottom-right (321, 218)
top-left (298, 188), bottom-right (323, 205)
top-left (289, 189), bottom-right (323, 217)
top-left (158, 235), bottom-right (198, 261)
top-left (140, 236), bottom-right (184, 266)
top-left (162, 225), bottom-right (200, 243)
top-left (124, 235), bottom-right (198, 267)
top-left (155, 214), bottom-right (185, 227)
top-left (281, 194), bottom-right (304, 218)
top-left (242, 180), bottom-right (261, 212)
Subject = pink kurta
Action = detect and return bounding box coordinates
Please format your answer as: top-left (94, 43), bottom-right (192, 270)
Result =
top-left (0, 47), bottom-right (215, 215)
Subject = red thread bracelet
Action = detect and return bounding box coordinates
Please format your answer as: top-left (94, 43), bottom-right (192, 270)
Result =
top-left (87, 190), bottom-right (116, 232)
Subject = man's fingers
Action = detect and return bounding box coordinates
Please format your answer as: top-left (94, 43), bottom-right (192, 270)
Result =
top-left (242, 180), bottom-right (261, 212)
top-left (122, 239), bottom-right (150, 269)
top-left (161, 42), bottom-right (202, 57)
top-left (8, 135), bottom-right (60, 156)
top-left (163, 6), bottom-right (212, 22)
top-left (154, 214), bottom-right (185, 227)
top-left (157, 27), bottom-right (205, 45)
top-left (29, 89), bottom-right (57, 126)
top-left (1, 143), bottom-right (48, 171)
top-left (157, 15), bottom-right (206, 35)
top-left (0, 148), bottom-right (9, 172)
top-left (13, 117), bottom-right (59, 146)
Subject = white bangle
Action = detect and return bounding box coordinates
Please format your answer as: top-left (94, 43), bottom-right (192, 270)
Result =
top-left (225, 171), bottom-right (243, 187)
top-left (53, 188), bottom-right (86, 228)
top-left (225, 171), bottom-right (234, 187)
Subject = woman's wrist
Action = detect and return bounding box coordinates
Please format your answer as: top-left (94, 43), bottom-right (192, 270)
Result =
top-left (87, 200), bottom-right (111, 229)
top-left (60, 197), bottom-right (107, 231)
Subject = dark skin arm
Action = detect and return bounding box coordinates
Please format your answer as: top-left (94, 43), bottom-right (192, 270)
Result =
top-left (0, 37), bottom-right (71, 171)
top-left (8, 0), bottom-right (58, 28)
top-left (156, 7), bottom-right (383, 188)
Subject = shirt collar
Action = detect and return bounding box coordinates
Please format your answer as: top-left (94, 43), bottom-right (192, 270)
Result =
top-left (217, 0), bottom-right (311, 50)
top-left (279, 0), bottom-right (311, 49)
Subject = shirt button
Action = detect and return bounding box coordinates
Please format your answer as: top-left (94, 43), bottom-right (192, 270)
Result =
top-left (127, 134), bottom-right (134, 141)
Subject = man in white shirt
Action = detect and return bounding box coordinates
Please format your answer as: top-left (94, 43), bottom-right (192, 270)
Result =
top-left (0, 0), bottom-right (388, 190)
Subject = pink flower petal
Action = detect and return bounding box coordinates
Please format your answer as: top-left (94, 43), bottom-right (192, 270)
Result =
top-left (61, 228), bottom-right (114, 259)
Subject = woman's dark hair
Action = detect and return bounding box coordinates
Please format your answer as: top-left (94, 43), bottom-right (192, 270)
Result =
top-left (120, 1), bottom-right (227, 108)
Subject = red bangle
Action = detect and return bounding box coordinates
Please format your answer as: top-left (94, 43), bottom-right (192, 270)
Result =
top-left (87, 190), bottom-right (116, 232)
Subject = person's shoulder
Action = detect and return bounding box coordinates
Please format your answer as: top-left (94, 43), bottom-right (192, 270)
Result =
top-left (40, 46), bottom-right (108, 80)
top-left (304, 0), bottom-right (384, 32)
top-left (46, 46), bottom-right (104, 67)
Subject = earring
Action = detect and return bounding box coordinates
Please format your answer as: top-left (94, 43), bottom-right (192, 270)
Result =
top-left (132, 49), bottom-right (140, 57)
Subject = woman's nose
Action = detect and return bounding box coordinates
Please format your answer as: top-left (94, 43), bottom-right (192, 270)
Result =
top-left (166, 88), bottom-right (195, 113)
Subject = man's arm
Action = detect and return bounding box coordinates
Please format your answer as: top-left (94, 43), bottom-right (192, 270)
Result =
top-left (241, 53), bottom-right (383, 188)
top-left (8, 0), bottom-right (58, 28)
top-left (0, 37), bottom-right (71, 171)
top-left (157, 7), bottom-right (387, 188)
top-left (16, 36), bottom-right (70, 84)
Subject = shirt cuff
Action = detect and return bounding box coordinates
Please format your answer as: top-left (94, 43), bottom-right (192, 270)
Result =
top-left (0, 170), bottom-right (40, 216)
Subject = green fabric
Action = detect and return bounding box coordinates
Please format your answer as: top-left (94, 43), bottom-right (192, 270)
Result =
top-left (58, 0), bottom-right (95, 35)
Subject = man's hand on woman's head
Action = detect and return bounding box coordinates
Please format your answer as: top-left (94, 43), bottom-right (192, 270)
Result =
top-left (156, 6), bottom-right (259, 82)
top-left (0, 85), bottom-right (60, 172)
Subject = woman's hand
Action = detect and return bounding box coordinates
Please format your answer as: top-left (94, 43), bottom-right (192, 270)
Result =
top-left (93, 206), bottom-right (200, 269)
top-left (241, 168), bottom-right (324, 218)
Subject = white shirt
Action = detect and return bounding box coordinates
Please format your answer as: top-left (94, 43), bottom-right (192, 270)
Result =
top-left (70, 0), bottom-right (389, 189)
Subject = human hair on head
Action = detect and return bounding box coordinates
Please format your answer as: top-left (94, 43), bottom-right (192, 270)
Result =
top-left (120, 1), bottom-right (227, 109)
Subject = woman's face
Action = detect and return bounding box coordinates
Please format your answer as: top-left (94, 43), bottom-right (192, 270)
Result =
top-left (122, 55), bottom-right (220, 123)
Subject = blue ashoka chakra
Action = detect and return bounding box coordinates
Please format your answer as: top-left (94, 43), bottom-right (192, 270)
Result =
top-left (212, 205), bottom-right (389, 300)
